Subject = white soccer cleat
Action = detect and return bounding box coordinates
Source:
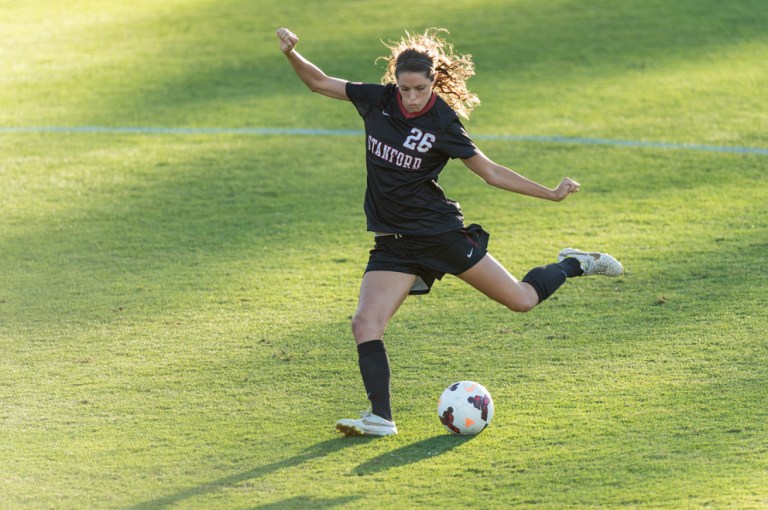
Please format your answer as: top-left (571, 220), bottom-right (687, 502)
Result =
top-left (558, 248), bottom-right (624, 277)
top-left (335, 411), bottom-right (398, 437)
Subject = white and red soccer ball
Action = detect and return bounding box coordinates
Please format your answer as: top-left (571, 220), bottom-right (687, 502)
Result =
top-left (437, 381), bottom-right (494, 435)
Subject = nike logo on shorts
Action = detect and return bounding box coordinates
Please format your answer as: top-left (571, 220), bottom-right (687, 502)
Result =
top-left (467, 248), bottom-right (474, 258)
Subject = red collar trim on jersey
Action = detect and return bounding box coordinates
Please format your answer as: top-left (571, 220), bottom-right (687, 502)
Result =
top-left (397, 91), bottom-right (437, 118)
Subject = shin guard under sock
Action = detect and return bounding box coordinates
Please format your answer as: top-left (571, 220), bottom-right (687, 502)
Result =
top-left (357, 340), bottom-right (392, 422)
top-left (522, 261), bottom-right (577, 303)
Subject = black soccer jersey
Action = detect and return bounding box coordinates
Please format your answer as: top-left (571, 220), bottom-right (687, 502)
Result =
top-left (346, 82), bottom-right (479, 235)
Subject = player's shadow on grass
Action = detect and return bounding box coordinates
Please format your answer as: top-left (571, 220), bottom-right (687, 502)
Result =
top-left (126, 438), bottom-right (358, 510)
top-left (251, 495), bottom-right (359, 509)
top-left (353, 434), bottom-right (475, 475)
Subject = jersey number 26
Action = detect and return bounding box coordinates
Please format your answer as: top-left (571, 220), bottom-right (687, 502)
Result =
top-left (403, 128), bottom-right (435, 153)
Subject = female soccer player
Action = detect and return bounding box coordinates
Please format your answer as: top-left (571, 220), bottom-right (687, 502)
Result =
top-left (276, 27), bottom-right (623, 436)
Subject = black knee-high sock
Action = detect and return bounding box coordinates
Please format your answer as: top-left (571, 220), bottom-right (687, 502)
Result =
top-left (357, 340), bottom-right (392, 422)
top-left (522, 258), bottom-right (582, 303)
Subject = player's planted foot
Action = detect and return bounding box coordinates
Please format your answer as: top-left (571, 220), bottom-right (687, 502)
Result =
top-left (558, 248), bottom-right (624, 277)
top-left (335, 411), bottom-right (398, 437)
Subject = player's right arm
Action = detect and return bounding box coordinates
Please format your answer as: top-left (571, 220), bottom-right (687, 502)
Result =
top-left (276, 28), bottom-right (349, 101)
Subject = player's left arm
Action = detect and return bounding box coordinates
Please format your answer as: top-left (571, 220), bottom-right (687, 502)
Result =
top-left (461, 150), bottom-right (579, 202)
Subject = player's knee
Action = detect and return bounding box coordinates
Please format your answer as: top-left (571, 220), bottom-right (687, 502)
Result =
top-left (506, 302), bottom-right (533, 313)
top-left (351, 312), bottom-right (385, 341)
top-left (504, 294), bottom-right (538, 313)
top-left (350, 311), bottom-right (364, 335)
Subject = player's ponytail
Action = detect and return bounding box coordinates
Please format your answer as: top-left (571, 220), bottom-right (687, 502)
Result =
top-left (378, 28), bottom-right (480, 119)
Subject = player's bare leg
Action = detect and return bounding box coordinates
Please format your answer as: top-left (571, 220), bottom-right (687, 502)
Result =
top-left (351, 271), bottom-right (417, 344)
top-left (337, 270), bottom-right (416, 436)
top-left (457, 254), bottom-right (540, 312)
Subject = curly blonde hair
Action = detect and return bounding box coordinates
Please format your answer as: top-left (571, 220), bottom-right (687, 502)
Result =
top-left (377, 28), bottom-right (480, 119)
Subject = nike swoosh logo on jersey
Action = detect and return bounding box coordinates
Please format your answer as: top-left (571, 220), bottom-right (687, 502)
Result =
top-left (382, 111), bottom-right (391, 117)
top-left (467, 248), bottom-right (474, 258)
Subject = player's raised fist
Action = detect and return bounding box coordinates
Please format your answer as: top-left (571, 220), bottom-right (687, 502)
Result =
top-left (276, 28), bottom-right (298, 55)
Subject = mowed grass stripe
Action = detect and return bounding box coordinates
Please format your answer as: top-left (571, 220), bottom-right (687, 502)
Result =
top-left (2, 125), bottom-right (768, 155)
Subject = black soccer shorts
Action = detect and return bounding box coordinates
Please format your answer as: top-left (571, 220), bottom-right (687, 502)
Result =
top-left (364, 224), bottom-right (490, 295)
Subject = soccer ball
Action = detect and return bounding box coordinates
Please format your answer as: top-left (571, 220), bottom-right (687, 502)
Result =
top-left (437, 381), bottom-right (494, 435)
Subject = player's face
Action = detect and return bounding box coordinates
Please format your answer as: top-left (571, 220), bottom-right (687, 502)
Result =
top-left (396, 71), bottom-right (435, 113)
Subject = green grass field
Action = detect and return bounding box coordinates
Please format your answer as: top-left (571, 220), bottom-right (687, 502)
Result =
top-left (2, 0), bottom-right (767, 508)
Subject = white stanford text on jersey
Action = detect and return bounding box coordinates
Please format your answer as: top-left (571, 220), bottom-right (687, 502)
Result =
top-left (367, 135), bottom-right (423, 170)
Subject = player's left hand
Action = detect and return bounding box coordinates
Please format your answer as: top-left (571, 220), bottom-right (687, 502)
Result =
top-left (552, 177), bottom-right (580, 201)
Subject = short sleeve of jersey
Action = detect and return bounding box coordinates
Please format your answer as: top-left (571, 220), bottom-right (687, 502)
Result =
top-left (440, 118), bottom-right (479, 160)
top-left (345, 82), bottom-right (385, 118)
